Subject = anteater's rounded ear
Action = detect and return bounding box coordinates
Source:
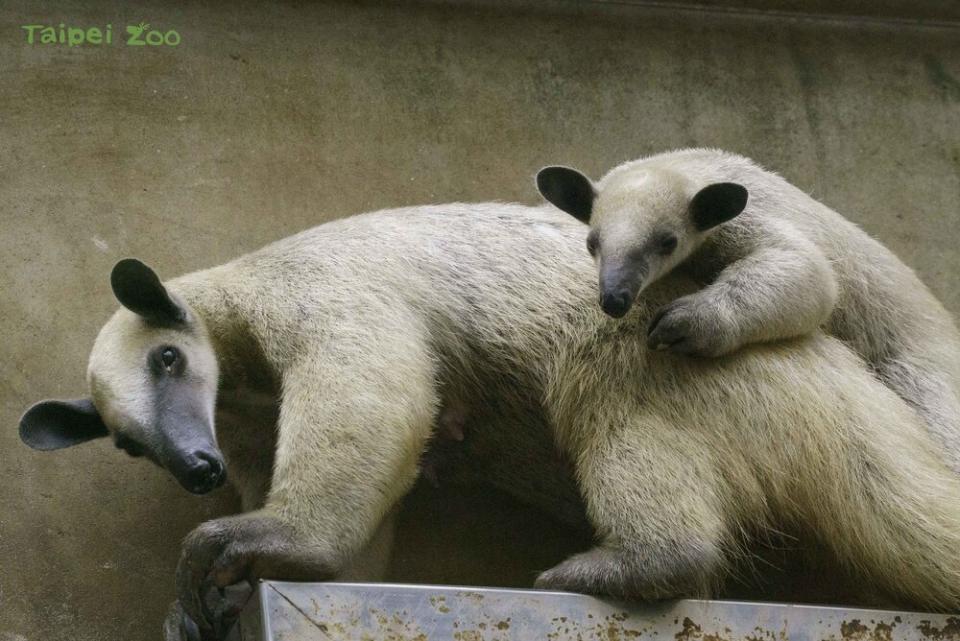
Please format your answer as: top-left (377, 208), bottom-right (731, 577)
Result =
top-left (110, 258), bottom-right (186, 326)
top-left (536, 166), bottom-right (596, 224)
top-left (690, 183), bottom-right (749, 232)
top-left (20, 398), bottom-right (109, 451)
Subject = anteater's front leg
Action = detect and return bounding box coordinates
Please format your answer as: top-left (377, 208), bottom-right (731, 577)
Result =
top-left (174, 331), bottom-right (439, 639)
top-left (648, 231), bottom-right (837, 356)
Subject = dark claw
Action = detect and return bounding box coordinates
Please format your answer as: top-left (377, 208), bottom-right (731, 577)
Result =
top-left (666, 338), bottom-right (693, 354)
top-left (177, 515), bottom-right (318, 639)
top-left (163, 601), bottom-right (203, 641)
top-left (200, 581), bottom-right (220, 636)
top-left (647, 307), bottom-right (670, 337)
top-left (213, 583), bottom-right (255, 639)
top-left (183, 615), bottom-right (201, 641)
top-left (177, 529), bottom-right (225, 638)
top-left (647, 312), bottom-right (688, 351)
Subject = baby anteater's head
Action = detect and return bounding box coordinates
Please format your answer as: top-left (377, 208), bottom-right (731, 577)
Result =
top-left (537, 164), bottom-right (748, 318)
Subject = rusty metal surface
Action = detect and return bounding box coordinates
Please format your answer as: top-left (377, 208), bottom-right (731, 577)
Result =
top-left (224, 581), bottom-right (960, 640)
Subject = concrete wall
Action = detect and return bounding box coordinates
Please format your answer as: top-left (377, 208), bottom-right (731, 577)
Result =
top-left (1, 1), bottom-right (958, 639)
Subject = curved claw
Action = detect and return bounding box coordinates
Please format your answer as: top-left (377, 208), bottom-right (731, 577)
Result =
top-left (176, 515), bottom-right (318, 638)
top-left (200, 582), bottom-right (221, 637)
top-left (647, 302), bottom-right (690, 351)
top-left (646, 296), bottom-right (732, 357)
top-left (170, 581), bottom-right (250, 640)
top-left (176, 523), bottom-right (231, 637)
top-left (163, 601), bottom-right (202, 641)
top-left (646, 306), bottom-right (670, 338)
top-left (211, 584), bottom-right (254, 639)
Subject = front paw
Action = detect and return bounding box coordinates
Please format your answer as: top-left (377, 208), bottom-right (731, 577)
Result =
top-left (176, 514), bottom-right (317, 639)
top-left (646, 296), bottom-right (734, 357)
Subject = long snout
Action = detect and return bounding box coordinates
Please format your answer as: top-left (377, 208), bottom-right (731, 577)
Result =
top-left (599, 258), bottom-right (647, 318)
top-left (156, 396), bottom-right (227, 495)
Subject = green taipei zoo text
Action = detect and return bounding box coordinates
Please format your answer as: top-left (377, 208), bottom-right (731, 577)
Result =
top-left (21, 22), bottom-right (180, 47)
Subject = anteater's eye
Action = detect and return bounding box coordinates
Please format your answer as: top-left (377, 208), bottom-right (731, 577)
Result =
top-left (150, 345), bottom-right (184, 376)
top-left (586, 232), bottom-right (600, 257)
top-left (659, 235), bottom-right (678, 255)
top-left (160, 347), bottom-right (179, 370)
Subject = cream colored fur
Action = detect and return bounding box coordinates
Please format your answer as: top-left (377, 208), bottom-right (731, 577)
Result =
top-left (580, 148), bottom-right (960, 473)
top-left (81, 204), bottom-right (960, 637)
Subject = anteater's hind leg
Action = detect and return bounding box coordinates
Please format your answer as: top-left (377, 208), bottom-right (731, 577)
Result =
top-left (536, 411), bottom-right (734, 599)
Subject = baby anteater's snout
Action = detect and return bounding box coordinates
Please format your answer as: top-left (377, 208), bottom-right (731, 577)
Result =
top-left (600, 290), bottom-right (633, 318)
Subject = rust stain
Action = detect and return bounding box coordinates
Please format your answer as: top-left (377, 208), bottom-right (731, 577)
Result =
top-left (873, 622), bottom-right (895, 641)
top-left (429, 595), bottom-right (451, 614)
top-left (676, 617), bottom-right (703, 640)
top-left (456, 591), bottom-right (486, 603)
top-left (343, 604), bottom-right (432, 641)
top-left (918, 617), bottom-right (960, 640)
top-left (290, 592), bottom-right (952, 641)
top-left (826, 617), bottom-right (903, 641)
top-left (841, 619), bottom-right (869, 639)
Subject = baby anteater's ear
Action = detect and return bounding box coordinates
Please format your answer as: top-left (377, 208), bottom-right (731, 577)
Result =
top-left (690, 183), bottom-right (749, 231)
top-left (537, 166), bottom-right (596, 224)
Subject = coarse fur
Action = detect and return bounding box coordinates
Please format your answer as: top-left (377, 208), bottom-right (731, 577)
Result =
top-left (20, 203), bottom-right (960, 639)
top-left (538, 148), bottom-right (960, 474)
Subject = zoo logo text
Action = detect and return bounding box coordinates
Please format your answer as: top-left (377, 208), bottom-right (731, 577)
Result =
top-left (22, 23), bottom-right (180, 47)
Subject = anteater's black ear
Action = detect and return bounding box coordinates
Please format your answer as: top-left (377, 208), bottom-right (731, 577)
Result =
top-left (20, 398), bottom-right (109, 451)
top-left (536, 166), bottom-right (596, 224)
top-left (690, 183), bottom-right (749, 231)
top-left (110, 258), bottom-right (186, 326)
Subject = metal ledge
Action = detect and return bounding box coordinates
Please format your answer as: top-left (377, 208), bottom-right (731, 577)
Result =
top-left (226, 581), bottom-right (960, 640)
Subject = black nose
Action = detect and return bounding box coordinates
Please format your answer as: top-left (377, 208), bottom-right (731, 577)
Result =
top-left (600, 291), bottom-right (632, 318)
top-left (184, 451), bottom-right (227, 494)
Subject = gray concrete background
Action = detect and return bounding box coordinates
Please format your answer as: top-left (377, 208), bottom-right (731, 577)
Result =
top-left (1, 1), bottom-right (958, 639)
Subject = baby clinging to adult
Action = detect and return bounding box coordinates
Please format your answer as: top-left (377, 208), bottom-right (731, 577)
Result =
top-left (536, 148), bottom-right (960, 473)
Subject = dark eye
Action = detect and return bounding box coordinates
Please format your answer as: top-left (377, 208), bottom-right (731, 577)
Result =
top-left (658, 235), bottom-right (678, 255)
top-left (150, 345), bottom-right (185, 376)
top-left (586, 232), bottom-right (600, 257)
top-left (160, 347), bottom-right (178, 369)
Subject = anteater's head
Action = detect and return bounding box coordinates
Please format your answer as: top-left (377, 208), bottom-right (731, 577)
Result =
top-left (537, 164), bottom-right (748, 318)
top-left (20, 259), bottom-right (225, 495)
